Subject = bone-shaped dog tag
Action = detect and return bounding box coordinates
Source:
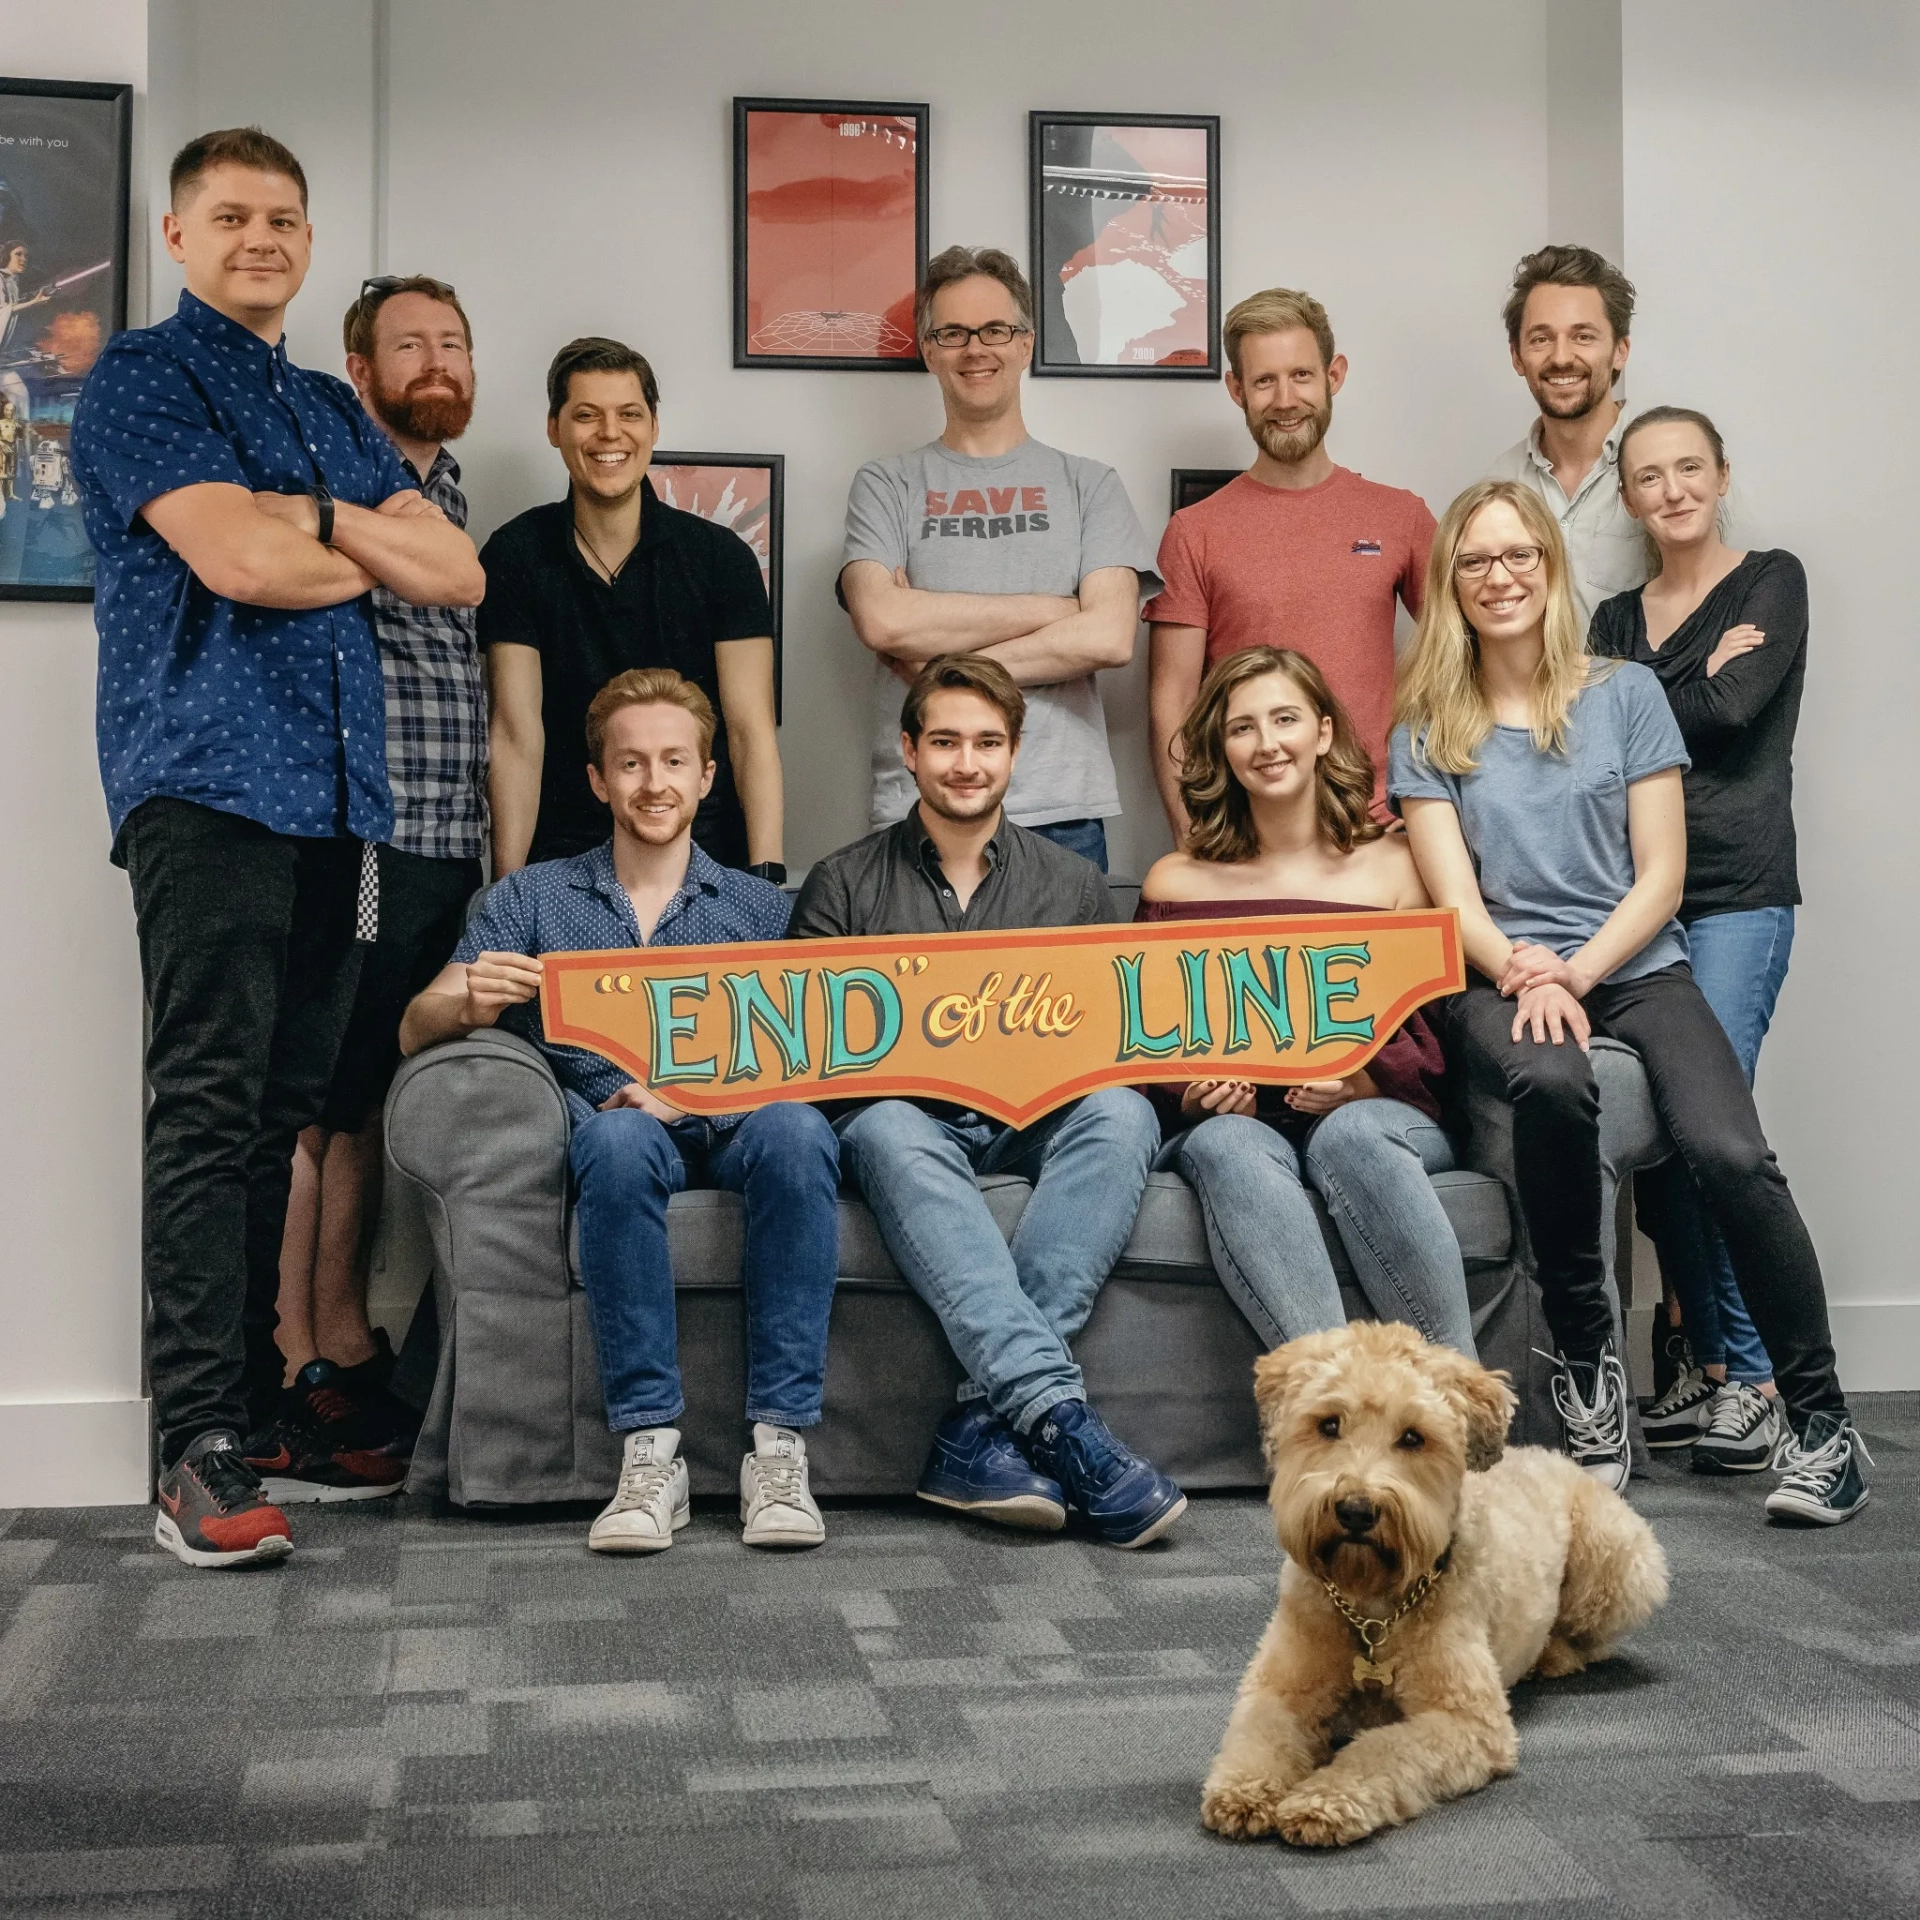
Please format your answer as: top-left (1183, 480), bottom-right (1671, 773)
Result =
top-left (1353, 1653), bottom-right (1395, 1692)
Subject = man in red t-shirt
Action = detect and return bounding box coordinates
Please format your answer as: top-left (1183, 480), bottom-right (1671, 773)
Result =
top-left (1145, 288), bottom-right (1436, 834)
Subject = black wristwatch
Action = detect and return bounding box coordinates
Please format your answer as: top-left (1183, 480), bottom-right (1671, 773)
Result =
top-left (310, 481), bottom-right (335, 546)
top-left (747, 861), bottom-right (788, 885)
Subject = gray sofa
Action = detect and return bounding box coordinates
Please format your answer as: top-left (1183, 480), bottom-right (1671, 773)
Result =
top-left (386, 1010), bottom-right (1669, 1506)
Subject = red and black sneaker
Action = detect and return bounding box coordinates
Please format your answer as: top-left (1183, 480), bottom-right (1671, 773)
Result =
top-left (244, 1359), bottom-right (408, 1504)
top-left (155, 1430), bottom-right (294, 1568)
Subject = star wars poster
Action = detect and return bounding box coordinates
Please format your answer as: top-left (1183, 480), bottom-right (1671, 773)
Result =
top-left (0, 78), bottom-right (131, 600)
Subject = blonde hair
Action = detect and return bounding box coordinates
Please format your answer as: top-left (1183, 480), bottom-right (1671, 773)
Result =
top-left (585, 667), bottom-right (715, 765)
top-left (1178, 648), bottom-right (1382, 861)
top-left (1223, 287), bottom-right (1334, 377)
top-left (1393, 480), bottom-right (1600, 773)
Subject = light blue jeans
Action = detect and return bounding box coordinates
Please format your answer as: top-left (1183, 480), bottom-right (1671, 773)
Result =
top-left (1164, 1101), bottom-right (1477, 1356)
top-left (835, 1089), bottom-right (1159, 1432)
top-left (1639, 907), bottom-right (1794, 1384)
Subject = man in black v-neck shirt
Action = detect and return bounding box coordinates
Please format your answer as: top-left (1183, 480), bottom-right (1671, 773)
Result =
top-left (479, 337), bottom-right (784, 877)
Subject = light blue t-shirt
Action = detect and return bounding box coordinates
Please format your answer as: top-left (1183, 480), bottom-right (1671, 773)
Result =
top-left (1388, 662), bottom-right (1690, 985)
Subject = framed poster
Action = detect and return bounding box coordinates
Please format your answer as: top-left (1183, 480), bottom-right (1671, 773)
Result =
top-left (1170, 467), bottom-right (1242, 516)
top-left (649, 451), bottom-right (786, 715)
top-left (1029, 111), bottom-right (1220, 380)
top-left (733, 98), bottom-right (928, 372)
top-left (0, 77), bottom-right (132, 600)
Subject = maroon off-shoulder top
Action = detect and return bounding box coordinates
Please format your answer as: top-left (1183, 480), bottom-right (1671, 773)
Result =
top-left (1133, 895), bottom-right (1448, 1129)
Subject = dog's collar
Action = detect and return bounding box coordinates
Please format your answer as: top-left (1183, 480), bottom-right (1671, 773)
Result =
top-left (1320, 1548), bottom-right (1452, 1694)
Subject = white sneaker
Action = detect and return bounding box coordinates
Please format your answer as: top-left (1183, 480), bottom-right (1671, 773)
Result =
top-left (1549, 1347), bottom-right (1632, 1492)
top-left (740, 1423), bottom-right (826, 1549)
top-left (588, 1428), bottom-right (690, 1554)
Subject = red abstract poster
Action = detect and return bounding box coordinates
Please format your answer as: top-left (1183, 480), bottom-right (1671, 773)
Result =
top-left (1030, 113), bottom-right (1221, 381)
top-left (734, 99), bottom-right (928, 370)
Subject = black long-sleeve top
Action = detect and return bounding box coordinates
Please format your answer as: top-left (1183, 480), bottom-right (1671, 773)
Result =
top-left (1589, 549), bottom-right (1807, 920)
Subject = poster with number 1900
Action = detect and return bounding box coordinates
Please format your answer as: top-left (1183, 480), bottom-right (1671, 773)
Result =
top-left (0, 77), bottom-right (132, 601)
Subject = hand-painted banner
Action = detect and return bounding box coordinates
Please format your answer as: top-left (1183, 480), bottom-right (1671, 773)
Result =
top-left (540, 910), bottom-right (1463, 1129)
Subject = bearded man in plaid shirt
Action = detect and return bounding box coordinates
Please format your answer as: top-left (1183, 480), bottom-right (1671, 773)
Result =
top-left (249, 275), bottom-right (490, 1503)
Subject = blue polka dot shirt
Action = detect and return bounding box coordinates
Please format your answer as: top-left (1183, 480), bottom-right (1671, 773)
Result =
top-left (72, 290), bottom-right (412, 846)
top-left (454, 838), bottom-right (792, 1124)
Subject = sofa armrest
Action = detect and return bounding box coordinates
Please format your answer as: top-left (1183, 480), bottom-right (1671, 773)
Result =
top-left (385, 1029), bottom-right (573, 1302)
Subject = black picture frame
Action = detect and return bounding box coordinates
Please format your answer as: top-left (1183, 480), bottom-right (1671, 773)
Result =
top-left (1169, 467), bottom-right (1242, 516)
top-left (648, 450), bottom-right (786, 718)
top-left (1029, 110), bottom-right (1221, 381)
top-left (732, 97), bottom-right (929, 373)
top-left (0, 76), bottom-right (133, 601)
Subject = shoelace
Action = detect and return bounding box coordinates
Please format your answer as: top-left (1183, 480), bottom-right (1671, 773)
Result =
top-left (192, 1445), bottom-right (266, 1513)
top-left (1774, 1423), bottom-right (1874, 1496)
top-left (753, 1448), bottom-right (807, 1507)
top-left (1703, 1381), bottom-right (1772, 1441)
top-left (1542, 1350), bottom-right (1627, 1456)
top-left (616, 1454), bottom-right (679, 1509)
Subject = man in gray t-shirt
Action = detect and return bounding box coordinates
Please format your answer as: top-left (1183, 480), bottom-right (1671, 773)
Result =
top-left (839, 246), bottom-right (1158, 867)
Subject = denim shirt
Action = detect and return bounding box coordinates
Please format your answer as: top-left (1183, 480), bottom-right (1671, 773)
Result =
top-left (453, 839), bottom-right (791, 1125)
top-left (72, 290), bottom-right (412, 846)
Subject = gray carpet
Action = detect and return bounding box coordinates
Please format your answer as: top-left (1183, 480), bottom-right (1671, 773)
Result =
top-left (1, 1394), bottom-right (1915, 1920)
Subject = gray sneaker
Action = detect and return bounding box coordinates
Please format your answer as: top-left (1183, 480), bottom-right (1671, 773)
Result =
top-left (1692, 1382), bottom-right (1785, 1475)
top-left (1550, 1347), bottom-right (1631, 1493)
top-left (1641, 1351), bottom-right (1716, 1449)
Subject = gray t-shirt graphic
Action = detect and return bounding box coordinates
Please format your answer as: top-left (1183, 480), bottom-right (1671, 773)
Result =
top-left (841, 438), bottom-right (1159, 829)
top-left (1387, 662), bottom-right (1691, 985)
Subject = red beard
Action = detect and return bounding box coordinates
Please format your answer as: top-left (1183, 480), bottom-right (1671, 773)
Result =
top-left (372, 372), bottom-right (474, 443)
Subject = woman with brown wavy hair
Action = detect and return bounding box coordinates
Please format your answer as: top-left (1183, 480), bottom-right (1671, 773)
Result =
top-left (1137, 647), bottom-right (1476, 1356)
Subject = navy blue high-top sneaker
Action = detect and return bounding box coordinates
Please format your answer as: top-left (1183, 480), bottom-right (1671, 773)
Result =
top-left (1028, 1400), bottom-right (1186, 1549)
top-left (1765, 1411), bottom-right (1872, 1526)
top-left (917, 1404), bottom-right (1066, 1530)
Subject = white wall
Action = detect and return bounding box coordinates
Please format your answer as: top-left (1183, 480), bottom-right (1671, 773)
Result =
top-left (0, 0), bottom-right (151, 1503)
top-left (1622, 1), bottom-right (1920, 1386)
top-left (381, 0), bottom-right (1550, 880)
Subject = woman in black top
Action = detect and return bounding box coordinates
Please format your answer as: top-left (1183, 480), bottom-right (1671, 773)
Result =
top-left (1591, 407), bottom-right (1805, 1473)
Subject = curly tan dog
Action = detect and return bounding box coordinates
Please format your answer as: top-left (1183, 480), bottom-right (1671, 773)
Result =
top-left (1203, 1321), bottom-right (1668, 1847)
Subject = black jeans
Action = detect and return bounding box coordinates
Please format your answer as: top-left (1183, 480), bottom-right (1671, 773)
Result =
top-left (1444, 964), bottom-right (1844, 1430)
top-left (119, 799), bottom-right (367, 1465)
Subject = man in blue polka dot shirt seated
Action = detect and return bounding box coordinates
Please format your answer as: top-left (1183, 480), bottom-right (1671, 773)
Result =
top-left (401, 669), bottom-right (841, 1557)
top-left (70, 127), bottom-right (484, 1571)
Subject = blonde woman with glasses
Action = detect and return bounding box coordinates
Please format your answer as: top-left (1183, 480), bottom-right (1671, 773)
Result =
top-left (1387, 480), bottom-right (1866, 1525)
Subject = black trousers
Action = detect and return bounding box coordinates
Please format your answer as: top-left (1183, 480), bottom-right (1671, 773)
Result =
top-left (119, 799), bottom-right (366, 1465)
top-left (1444, 964), bottom-right (1844, 1429)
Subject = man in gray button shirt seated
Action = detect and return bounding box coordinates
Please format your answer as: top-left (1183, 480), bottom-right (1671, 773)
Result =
top-left (789, 655), bottom-right (1185, 1549)
top-left (838, 246), bottom-right (1158, 873)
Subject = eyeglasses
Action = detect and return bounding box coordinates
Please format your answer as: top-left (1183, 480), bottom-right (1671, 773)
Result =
top-left (1454, 544), bottom-right (1544, 580)
top-left (924, 321), bottom-right (1031, 350)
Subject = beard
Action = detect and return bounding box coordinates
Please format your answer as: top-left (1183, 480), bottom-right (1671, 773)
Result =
top-left (1248, 396), bottom-right (1332, 466)
top-left (370, 369), bottom-right (475, 443)
top-left (918, 777), bottom-right (1006, 825)
top-left (1527, 360), bottom-right (1612, 420)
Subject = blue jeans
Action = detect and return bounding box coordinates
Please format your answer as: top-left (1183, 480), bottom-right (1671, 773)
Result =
top-left (1025, 816), bottom-right (1109, 872)
top-left (1637, 908), bottom-right (1793, 1384)
top-left (568, 1101), bottom-right (841, 1430)
top-left (835, 1089), bottom-right (1158, 1432)
top-left (1165, 1102), bottom-right (1477, 1356)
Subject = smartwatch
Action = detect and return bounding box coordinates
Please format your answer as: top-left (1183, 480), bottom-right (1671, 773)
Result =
top-left (747, 861), bottom-right (788, 885)
top-left (310, 482), bottom-right (336, 547)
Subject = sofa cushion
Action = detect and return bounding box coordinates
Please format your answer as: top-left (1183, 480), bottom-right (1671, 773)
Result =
top-left (1112, 1166), bottom-right (1510, 1282)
